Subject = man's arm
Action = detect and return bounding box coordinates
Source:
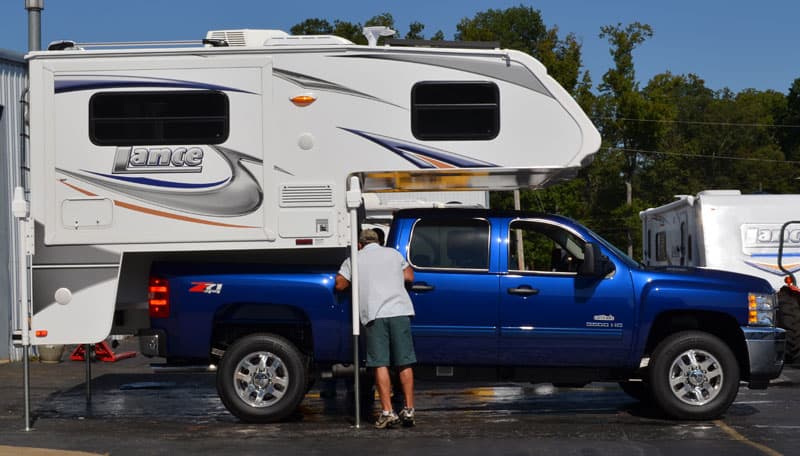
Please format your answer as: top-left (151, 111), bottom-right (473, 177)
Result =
top-left (403, 265), bottom-right (414, 283)
top-left (335, 274), bottom-right (350, 291)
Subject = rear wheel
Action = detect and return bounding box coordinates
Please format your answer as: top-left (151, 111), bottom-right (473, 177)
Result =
top-left (777, 290), bottom-right (800, 364)
top-left (216, 334), bottom-right (308, 423)
top-left (649, 331), bottom-right (739, 420)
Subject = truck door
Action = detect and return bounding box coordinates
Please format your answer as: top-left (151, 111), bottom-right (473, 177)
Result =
top-left (498, 218), bottom-right (635, 366)
top-left (403, 217), bottom-right (499, 364)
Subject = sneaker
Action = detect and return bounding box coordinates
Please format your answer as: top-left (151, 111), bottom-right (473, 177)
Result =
top-left (399, 407), bottom-right (415, 427)
top-left (374, 411), bottom-right (400, 429)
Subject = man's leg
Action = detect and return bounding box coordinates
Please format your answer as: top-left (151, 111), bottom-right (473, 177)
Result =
top-left (374, 366), bottom-right (394, 412)
top-left (398, 366), bottom-right (414, 409)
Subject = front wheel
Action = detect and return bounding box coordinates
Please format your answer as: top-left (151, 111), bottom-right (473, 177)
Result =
top-left (777, 289), bottom-right (800, 364)
top-left (216, 334), bottom-right (308, 423)
top-left (649, 331), bottom-right (739, 420)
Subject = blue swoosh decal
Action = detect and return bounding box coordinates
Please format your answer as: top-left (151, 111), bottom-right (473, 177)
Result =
top-left (57, 146), bottom-right (263, 217)
top-left (55, 76), bottom-right (256, 94)
top-left (340, 128), bottom-right (497, 168)
top-left (83, 171), bottom-right (230, 189)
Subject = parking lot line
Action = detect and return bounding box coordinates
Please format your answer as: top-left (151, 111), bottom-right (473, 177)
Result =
top-left (714, 420), bottom-right (782, 456)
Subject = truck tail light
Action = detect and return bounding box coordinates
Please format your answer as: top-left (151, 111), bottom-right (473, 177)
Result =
top-left (149, 277), bottom-right (170, 318)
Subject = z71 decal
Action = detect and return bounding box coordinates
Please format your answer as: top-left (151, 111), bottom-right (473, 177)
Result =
top-left (189, 282), bottom-right (223, 294)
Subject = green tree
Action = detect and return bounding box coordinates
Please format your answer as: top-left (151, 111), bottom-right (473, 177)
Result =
top-left (455, 6), bottom-right (584, 93)
top-left (778, 78), bottom-right (800, 162)
top-left (290, 18), bottom-right (333, 35)
top-left (406, 21), bottom-right (425, 40)
top-left (591, 22), bottom-right (654, 254)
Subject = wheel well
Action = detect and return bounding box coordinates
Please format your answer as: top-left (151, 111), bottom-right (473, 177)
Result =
top-left (210, 303), bottom-right (313, 362)
top-left (644, 311), bottom-right (749, 379)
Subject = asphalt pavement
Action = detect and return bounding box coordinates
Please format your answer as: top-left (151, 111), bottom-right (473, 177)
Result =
top-left (1, 338), bottom-right (799, 456)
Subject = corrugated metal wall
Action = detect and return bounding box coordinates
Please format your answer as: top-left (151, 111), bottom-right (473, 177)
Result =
top-left (0, 50), bottom-right (26, 361)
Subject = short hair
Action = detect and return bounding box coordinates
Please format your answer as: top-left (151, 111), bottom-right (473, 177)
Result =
top-left (359, 229), bottom-right (380, 245)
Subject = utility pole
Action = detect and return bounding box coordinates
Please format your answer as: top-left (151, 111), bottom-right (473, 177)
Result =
top-left (626, 180), bottom-right (633, 257)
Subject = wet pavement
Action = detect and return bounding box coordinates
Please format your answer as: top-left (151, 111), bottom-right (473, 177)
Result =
top-left (1, 339), bottom-right (799, 455)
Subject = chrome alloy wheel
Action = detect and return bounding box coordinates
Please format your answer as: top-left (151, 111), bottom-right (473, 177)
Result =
top-left (667, 348), bottom-right (724, 406)
top-left (233, 351), bottom-right (290, 408)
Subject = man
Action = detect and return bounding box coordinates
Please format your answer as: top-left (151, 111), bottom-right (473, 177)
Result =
top-left (335, 229), bottom-right (416, 429)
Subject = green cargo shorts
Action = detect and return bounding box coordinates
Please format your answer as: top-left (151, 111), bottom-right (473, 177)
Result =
top-left (364, 316), bottom-right (417, 368)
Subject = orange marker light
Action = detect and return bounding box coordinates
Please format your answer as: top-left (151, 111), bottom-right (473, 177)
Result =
top-left (290, 94), bottom-right (316, 107)
top-left (35, 330), bottom-right (48, 338)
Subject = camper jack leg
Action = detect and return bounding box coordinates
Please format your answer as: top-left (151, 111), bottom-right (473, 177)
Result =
top-left (85, 343), bottom-right (92, 407)
top-left (346, 176), bottom-right (362, 429)
top-left (23, 346), bottom-right (31, 431)
top-left (13, 187), bottom-right (33, 431)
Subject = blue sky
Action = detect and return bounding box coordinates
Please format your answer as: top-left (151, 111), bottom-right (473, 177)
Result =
top-left (1, 1), bottom-right (798, 94)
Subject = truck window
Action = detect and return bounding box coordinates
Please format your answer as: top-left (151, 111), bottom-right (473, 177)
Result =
top-left (509, 220), bottom-right (585, 273)
top-left (411, 81), bottom-right (499, 141)
top-left (408, 218), bottom-right (489, 270)
top-left (89, 90), bottom-right (229, 146)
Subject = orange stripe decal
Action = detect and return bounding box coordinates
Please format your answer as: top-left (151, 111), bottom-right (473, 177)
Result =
top-left (59, 179), bottom-right (258, 228)
top-left (408, 153), bottom-right (456, 169)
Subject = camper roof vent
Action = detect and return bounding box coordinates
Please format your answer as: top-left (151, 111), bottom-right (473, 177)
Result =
top-left (205, 29), bottom-right (352, 47)
top-left (280, 184), bottom-right (335, 207)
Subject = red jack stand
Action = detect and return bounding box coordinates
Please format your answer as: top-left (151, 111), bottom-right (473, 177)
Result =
top-left (70, 341), bottom-right (137, 362)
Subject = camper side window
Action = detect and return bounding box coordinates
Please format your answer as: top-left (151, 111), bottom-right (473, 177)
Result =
top-left (411, 82), bottom-right (499, 141)
top-left (89, 91), bottom-right (229, 146)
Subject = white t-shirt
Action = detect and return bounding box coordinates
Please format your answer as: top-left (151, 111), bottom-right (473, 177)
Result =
top-left (338, 243), bottom-right (415, 325)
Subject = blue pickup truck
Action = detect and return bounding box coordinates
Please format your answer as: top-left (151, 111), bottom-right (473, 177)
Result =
top-left (140, 208), bottom-right (786, 422)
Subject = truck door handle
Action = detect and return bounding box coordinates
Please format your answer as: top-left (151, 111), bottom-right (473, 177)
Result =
top-left (507, 286), bottom-right (539, 296)
top-left (411, 283), bottom-right (435, 292)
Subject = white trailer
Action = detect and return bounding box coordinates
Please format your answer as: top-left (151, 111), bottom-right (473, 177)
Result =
top-left (14, 27), bottom-right (600, 428)
top-left (640, 190), bottom-right (800, 361)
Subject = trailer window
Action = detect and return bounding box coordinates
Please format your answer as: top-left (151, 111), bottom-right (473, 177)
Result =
top-left (411, 82), bottom-right (499, 140)
top-left (408, 218), bottom-right (489, 270)
top-left (90, 91), bottom-right (229, 146)
top-left (655, 232), bottom-right (667, 262)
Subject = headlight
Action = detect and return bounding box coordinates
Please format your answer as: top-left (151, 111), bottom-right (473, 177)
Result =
top-left (748, 292), bottom-right (777, 326)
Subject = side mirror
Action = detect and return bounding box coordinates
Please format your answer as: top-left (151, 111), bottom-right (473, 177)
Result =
top-left (578, 242), bottom-right (613, 277)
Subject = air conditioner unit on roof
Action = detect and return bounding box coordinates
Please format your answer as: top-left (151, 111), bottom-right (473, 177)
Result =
top-left (205, 29), bottom-right (352, 47)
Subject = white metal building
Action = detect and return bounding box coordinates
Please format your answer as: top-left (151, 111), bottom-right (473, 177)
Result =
top-left (0, 48), bottom-right (26, 360)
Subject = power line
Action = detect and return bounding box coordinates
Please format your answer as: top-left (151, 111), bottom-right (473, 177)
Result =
top-left (609, 147), bottom-right (800, 164)
top-left (596, 117), bottom-right (800, 129)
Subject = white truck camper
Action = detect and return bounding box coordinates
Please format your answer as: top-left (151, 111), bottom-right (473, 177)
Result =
top-left (640, 190), bottom-right (800, 362)
top-left (18, 28), bottom-right (600, 352)
top-left (640, 190), bottom-right (800, 289)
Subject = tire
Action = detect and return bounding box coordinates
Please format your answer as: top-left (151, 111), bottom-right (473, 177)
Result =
top-left (618, 380), bottom-right (653, 404)
top-left (216, 334), bottom-right (308, 423)
top-left (648, 331), bottom-right (739, 420)
top-left (777, 290), bottom-right (800, 364)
